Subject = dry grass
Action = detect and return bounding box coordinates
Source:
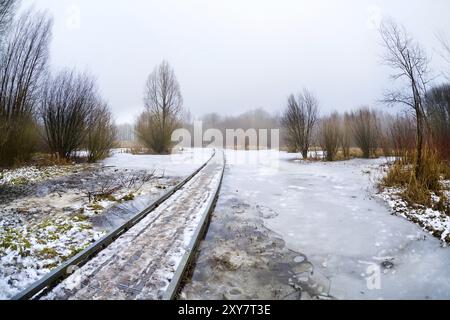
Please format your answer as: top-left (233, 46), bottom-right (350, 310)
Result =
top-left (3, 153), bottom-right (75, 169)
top-left (382, 148), bottom-right (449, 209)
top-left (31, 153), bottom-right (74, 167)
top-left (115, 140), bottom-right (137, 149)
top-left (341, 148), bottom-right (365, 160)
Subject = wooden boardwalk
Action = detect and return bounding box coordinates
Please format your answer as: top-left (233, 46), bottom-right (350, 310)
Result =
top-left (43, 153), bottom-right (224, 300)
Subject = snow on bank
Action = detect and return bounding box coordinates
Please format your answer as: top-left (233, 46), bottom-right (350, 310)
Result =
top-left (0, 216), bottom-right (104, 299)
top-left (380, 184), bottom-right (450, 244)
top-left (0, 165), bottom-right (76, 186)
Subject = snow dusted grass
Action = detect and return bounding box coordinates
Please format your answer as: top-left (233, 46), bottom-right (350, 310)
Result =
top-left (0, 173), bottom-right (172, 298)
top-left (0, 215), bottom-right (104, 299)
top-left (0, 165), bottom-right (75, 186)
top-left (0, 150), bottom-right (191, 299)
top-left (0, 179), bottom-right (168, 299)
top-left (378, 152), bottom-right (450, 245)
top-left (43, 154), bottom-right (223, 300)
top-left (0, 165), bottom-right (104, 299)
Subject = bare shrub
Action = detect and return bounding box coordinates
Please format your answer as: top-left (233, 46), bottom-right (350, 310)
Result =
top-left (282, 89), bottom-right (319, 157)
top-left (0, 114), bottom-right (40, 166)
top-left (340, 112), bottom-right (352, 159)
top-left (135, 111), bottom-right (168, 154)
top-left (81, 169), bottom-right (156, 204)
top-left (350, 108), bottom-right (380, 158)
top-left (389, 114), bottom-right (416, 159)
top-left (382, 148), bottom-right (447, 209)
top-left (0, 0), bottom-right (17, 155)
top-left (319, 113), bottom-right (342, 162)
top-left (0, 0), bottom-right (17, 37)
top-left (378, 113), bottom-right (395, 157)
top-left (41, 70), bottom-right (98, 160)
top-left (0, 117), bottom-right (6, 151)
top-left (0, 10), bottom-right (52, 166)
top-left (137, 61), bottom-right (183, 154)
top-left (426, 84), bottom-right (450, 160)
top-left (86, 103), bottom-right (116, 162)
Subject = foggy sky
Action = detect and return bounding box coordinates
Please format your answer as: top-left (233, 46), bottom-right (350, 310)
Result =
top-left (24, 0), bottom-right (450, 124)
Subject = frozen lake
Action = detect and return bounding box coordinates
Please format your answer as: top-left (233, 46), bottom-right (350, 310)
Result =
top-left (220, 150), bottom-right (450, 299)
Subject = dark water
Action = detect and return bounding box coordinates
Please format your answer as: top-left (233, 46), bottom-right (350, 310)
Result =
top-left (180, 165), bottom-right (333, 300)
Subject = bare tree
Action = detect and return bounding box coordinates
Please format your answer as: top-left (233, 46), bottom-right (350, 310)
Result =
top-left (136, 111), bottom-right (162, 153)
top-left (350, 108), bottom-right (380, 158)
top-left (282, 95), bottom-right (302, 152)
top-left (0, 0), bottom-right (17, 155)
top-left (282, 89), bottom-right (319, 158)
top-left (137, 61), bottom-right (183, 154)
top-left (41, 70), bottom-right (98, 160)
top-left (0, 0), bottom-right (17, 38)
top-left (86, 102), bottom-right (116, 162)
top-left (319, 113), bottom-right (341, 162)
top-left (379, 19), bottom-right (430, 178)
top-left (0, 10), bottom-right (52, 166)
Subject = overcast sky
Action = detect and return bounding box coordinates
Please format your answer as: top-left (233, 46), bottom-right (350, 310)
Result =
top-left (24, 0), bottom-right (450, 124)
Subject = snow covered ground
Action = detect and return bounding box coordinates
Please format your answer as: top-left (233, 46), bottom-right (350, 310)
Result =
top-left (185, 150), bottom-right (450, 300)
top-left (0, 165), bottom-right (75, 186)
top-left (2, 148), bottom-right (449, 300)
top-left (0, 149), bottom-right (210, 299)
top-left (380, 183), bottom-right (450, 244)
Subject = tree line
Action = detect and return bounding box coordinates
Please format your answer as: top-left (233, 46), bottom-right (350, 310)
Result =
top-left (3, 0), bottom-right (447, 174)
top-left (282, 85), bottom-right (449, 164)
top-left (132, 20), bottom-right (448, 165)
top-left (0, 1), bottom-right (115, 167)
top-left (282, 20), bottom-right (450, 171)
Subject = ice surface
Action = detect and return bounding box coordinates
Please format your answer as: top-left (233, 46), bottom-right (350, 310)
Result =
top-left (222, 150), bottom-right (450, 300)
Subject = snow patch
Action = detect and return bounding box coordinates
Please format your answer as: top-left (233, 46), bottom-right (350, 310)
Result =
top-left (379, 186), bottom-right (450, 245)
